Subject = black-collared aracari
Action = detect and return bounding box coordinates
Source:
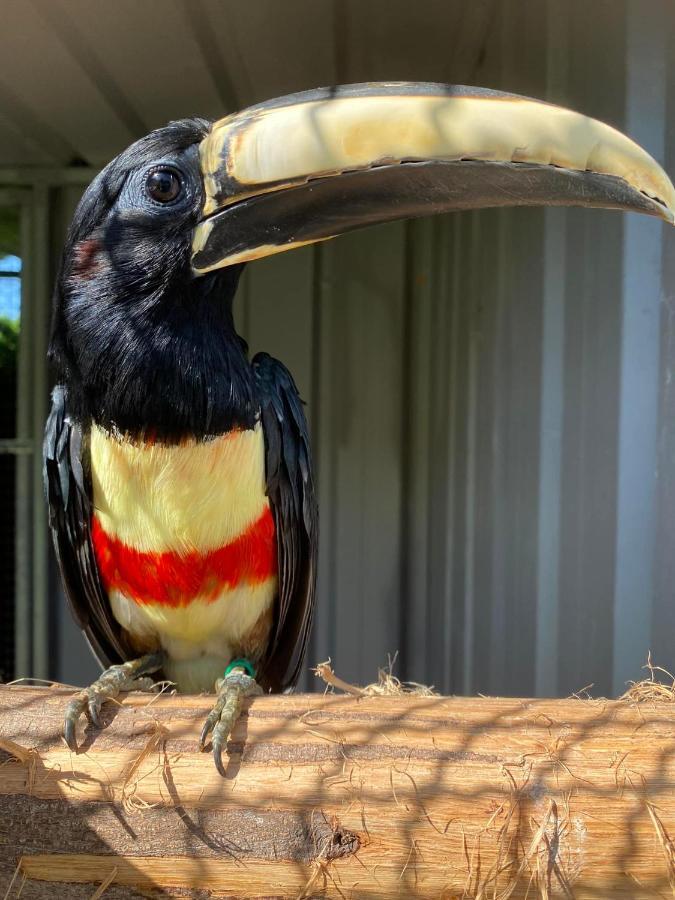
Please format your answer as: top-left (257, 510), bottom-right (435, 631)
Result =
top-left (44, 83), bottom-right (675, 773)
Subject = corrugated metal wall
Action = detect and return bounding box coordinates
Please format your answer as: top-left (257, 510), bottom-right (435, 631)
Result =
top-left (232, 0), bottom-right (675, 698)
top-left (50, 0), bottom-right (675, 699)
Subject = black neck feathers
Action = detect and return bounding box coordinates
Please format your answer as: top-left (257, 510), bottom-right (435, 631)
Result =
top-left (50, 268), bottom-right (257, 443)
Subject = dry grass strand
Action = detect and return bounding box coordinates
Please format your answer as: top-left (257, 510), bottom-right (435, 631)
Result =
top-left (89, 867), bottom-right (118, 900)
top-left (646, 802), bottom-right (675, 895)
top-left (120, 720), bottom-right (169, 813)
top-left (313, 654), bottom-right (437, 697)
top-left (620, 653), bottom-right (675, 704)
top-left (313, 659), bottom-right (364, 696)
top-left (2, 858), bottom-right (23, 900)
top-left (0, 738), bottom-right (40, 794)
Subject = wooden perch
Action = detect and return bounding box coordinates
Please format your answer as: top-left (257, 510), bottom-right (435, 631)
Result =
top-left (2, 685), bottom-right (675, 898)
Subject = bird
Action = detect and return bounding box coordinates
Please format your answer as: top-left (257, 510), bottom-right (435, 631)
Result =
top-left (44, 82), bottom-right (675, 773)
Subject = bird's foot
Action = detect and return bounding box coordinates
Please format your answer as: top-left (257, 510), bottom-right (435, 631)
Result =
top-left (199, 659), bottom-right (263, 776)
top-left (64, 652), bottom-right (163, 751)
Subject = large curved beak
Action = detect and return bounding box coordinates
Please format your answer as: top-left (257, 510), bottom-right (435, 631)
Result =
top-left (191, 82), bottom-right (675, 274)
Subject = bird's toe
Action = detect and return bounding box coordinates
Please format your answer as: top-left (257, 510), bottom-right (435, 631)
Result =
top-left (62, 654), bottom-right (163, 752)
top-left (63, 692), bottom-right (88, 751)
top-left (212, 724), bottom-right (229, 777)
top-left (199, 666), bottom-right (262, 773)
top-left (199, 709), bottom-right (219, 750)
top-left (87, 691), bottom-right (103, 727)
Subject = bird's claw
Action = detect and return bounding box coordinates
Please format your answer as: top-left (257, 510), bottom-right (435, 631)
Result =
top-left (63, 654), bottom-right (162, 752)
top-left (199, 697), bottom-right (225, 749)
top-left (88, 694), bottom-right (102, 727)
top-left (200, 669), bottom-right (262, 776)
top-left (64, 692), bottom-right (89, 751)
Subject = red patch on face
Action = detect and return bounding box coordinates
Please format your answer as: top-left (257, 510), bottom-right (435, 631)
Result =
top-left (72, 239), bottom-right (102, 278)
top-left (92, 507), bottom-right (277, 607)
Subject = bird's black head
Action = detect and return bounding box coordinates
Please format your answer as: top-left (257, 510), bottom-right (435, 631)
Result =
top-left (50, 118), bottom-right (253, 442)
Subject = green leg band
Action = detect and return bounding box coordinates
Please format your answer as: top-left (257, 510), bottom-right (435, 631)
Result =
top-left (224, 657), bottom-right (256, 678)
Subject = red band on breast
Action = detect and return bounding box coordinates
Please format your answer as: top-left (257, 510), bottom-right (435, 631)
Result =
top-left (92, 507), bottom-right (277, 607)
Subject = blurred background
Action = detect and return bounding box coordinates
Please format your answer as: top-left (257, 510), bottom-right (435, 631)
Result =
top-left (0, 0), bottom-right (673, 698)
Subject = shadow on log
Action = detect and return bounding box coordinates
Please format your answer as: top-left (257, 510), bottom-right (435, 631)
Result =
top-left (1, 684), bottom-right (675, 897)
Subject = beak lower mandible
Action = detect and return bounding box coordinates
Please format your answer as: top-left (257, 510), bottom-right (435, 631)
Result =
top-left (192, 82), bottom-right (675, 274)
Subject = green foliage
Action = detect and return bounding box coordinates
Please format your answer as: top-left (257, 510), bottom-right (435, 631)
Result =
top-left (0, 317), bottom-right (19, 370)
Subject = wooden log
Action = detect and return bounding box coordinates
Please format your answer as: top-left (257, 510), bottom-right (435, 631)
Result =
top-left (1, 685), bottom-right (675, 898)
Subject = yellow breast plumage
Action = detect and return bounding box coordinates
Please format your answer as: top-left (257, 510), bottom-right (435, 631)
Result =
top-left (89, 423), bottom-right (277, 690)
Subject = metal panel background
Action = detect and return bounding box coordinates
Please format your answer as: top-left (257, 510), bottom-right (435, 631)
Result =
top-left (233, 0), bottom-right (675, 698)
top-left (42, 0), bottom-right (675, 699)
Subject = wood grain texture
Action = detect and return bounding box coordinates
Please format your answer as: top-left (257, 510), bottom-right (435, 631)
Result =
top-left (1, 685), bottom-right (675, 898)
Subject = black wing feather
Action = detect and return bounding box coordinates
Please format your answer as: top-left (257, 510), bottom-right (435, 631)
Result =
top-left (44, 385), bottom-right (129, 668)
top-left (253, 353), bottom-right (318, 693)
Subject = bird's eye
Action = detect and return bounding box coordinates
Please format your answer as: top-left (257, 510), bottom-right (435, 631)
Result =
top-left (145, 167), bottom-right (183, 204)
